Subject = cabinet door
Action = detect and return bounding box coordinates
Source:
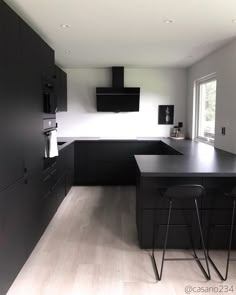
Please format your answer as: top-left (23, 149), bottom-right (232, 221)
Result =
top-left (51, 175), bottom-right (66, 206)
top-left (141, 209), bottom-right (201, 249)
top-left (55, 65), bottom-right (67, 112)
top-left (0, 179), bottom-right (26, 295)
top-left (75, 142), bottom-right (90, 184)
top-left (65, 144), bottom-right (74, 193)
top-left (60, 69), bottom-right (67, 111)
top-left (0, 2), bottom-right (24, 191)
top-left (41, 175), bottom-right (66, 231)
top-left (20, 20), bottom-right (51, 174)
top-left (24, 173), bottom-right (43, 256)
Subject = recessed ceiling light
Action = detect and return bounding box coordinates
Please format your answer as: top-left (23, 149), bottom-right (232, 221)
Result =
top-left (163, 19), bottom-right (174, 24)
top-left (60, 24), bottom-right (71, 28)
top-left (232, 19), bottom-right (236, 23)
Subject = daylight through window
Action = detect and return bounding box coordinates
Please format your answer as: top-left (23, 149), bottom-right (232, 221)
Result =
top-left (195, 76), bottom-right (217, 144)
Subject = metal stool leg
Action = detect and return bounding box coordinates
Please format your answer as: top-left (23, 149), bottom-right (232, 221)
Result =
top-left (225, 199), bottom-right (236, 280)
top-left (208, 199), bottom-right (236, 280)
top-left (195, 199), bottom-right (211, 280)
top-left (151, 199), bottom-right (172, 281)
top-left (151, 209), bottom-right (159, 281)
top-left (159, 199), bottom-right (172, 280)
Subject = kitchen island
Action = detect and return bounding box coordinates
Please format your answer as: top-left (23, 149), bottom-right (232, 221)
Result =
top-left (135, 139), bottom-right (236, 249)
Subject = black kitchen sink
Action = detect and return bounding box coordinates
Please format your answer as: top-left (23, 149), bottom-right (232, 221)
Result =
top-left (57, 141), bottom-right (66, 146)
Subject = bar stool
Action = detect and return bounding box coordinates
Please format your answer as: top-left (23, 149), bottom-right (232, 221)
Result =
top-left (151, 184), bottom-right (211, 281)
top-left (207, 187), bottom-right (236, 281)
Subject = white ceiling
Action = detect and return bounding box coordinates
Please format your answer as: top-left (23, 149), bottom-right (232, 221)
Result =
top-left (5, 0), bottom-right (236, 68)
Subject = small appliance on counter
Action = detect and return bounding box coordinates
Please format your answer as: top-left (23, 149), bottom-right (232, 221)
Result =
top-left (170, 122), bottom-right (185, 140)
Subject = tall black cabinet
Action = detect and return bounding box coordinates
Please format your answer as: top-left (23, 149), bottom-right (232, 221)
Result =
top-left (0, 1), bottom-right (59, 294)
top-left (20, 21), bottom-right (45, 174)
top-left (0, 2), bottom-right (24, 192)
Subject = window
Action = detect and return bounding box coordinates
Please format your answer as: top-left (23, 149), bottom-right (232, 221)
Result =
top-left (195, 75), bottom-right (217, 144)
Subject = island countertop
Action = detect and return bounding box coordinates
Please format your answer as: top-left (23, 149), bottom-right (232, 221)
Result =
top-left (135, 139), bottom-right (236, 177)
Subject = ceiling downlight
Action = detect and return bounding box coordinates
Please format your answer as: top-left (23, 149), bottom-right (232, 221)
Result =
top-left (60, 24), bottom-right (71, 28)
top-left (163, 19), bottom-right (174, 24)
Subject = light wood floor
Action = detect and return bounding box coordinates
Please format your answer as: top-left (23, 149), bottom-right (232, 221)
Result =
top-left (7, 186), bottom-right (236, 295)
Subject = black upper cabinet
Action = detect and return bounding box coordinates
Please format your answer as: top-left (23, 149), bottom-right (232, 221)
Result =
top-left (54, 65), bottom-right (67, 112)
top-left (0, 2), bottom-right (25, 191)
top-left (40, 34), bottom-right (56, 115)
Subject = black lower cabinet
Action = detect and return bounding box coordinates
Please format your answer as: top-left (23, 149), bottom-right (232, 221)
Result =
top-left (0, 179), bottom-right (26, 295)
top-left (202, 209), bottom-right (236, 250)
top-left (0, 143), bottom-right (75, 294)
top-left (24, 173), bottom-right (44, 256)
top-left (141, 209), bottom-right (201, 249)
top-left (202, 178), bottom-right (236, 249)
top-left (41, 143), bottom-right (74, 231)
top-left (41, 175), bottom-right (66, 230)
top-left (137, 175), bottom-right (236, 249)
top-left (64, 144), bottom-right (74, 194)
top-left (75, 140), bottom-right (168, 185)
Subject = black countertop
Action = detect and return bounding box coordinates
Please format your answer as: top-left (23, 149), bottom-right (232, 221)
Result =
top-left (135, 139), bottom-right (236, 177)
top-left (57, 137), bottom-right (236, 177)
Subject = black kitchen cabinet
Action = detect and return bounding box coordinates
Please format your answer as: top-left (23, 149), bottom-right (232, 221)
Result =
top-left (0, 179), bottom-right (26, 295)
top-left (0, 1), bottom-right (24, 191)
top-left (141, 209), bottom-right (200, 249)
top-left (75, 142), bottom-right (90, 185)
top-left (41, 175), bottom-right (66, 230)
top-left (64, 144), bottom-right (74, 194)
top-left (136, 174), bottom-right (236, 249)
top-left (24, 173), bottom-right (44, 256)
top-left (39, 35), bottom-right (55, 80)
top-left (41, 143), bottom-right (74, 231)
top-left (75, 141), bottom-right (136, 185)
top-left (0, 1), bottom-right (55, 190)
top-left (19, 20), bottom-right (47, 174)
top-left (201, 177), bottom-right (236, 249)
top-left (52, 175), bottom-right (66, 207)
top-left (0, 174), bottom-right (45, 295)
top-left (41, 39), bottom-right (56, 116)
top-left (136, 176), bottom-right (203, 249)
top-left (75, 140), bottom-right (167, 185)
top-left (41, 160), bottom-right (61, 231)
top-left (54, 65), bottom-right (67, 112)
top-left (0, 1), bottom-right (57, 293)
top-left (57, 143), bottom-right (74, 194)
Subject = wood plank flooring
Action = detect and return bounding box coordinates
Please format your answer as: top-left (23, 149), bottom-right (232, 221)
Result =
top-left (7, 186), bottom-right (236, 295)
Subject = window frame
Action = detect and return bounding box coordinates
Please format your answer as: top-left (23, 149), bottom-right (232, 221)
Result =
top-left (194, 73), bottom-right (217, 145)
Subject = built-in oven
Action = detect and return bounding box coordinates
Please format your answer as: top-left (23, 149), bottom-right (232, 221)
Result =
top-left (43, 118), bottom-right (58, 170)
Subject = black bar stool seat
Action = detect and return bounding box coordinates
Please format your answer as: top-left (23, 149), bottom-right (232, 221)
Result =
top-left (151, 184), bottom-right (211, 281)
top-left (207, 188), bottom-right (236, 281)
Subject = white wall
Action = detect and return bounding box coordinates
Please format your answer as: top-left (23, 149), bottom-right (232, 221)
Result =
top-left (57, 68), bottom-right (187, 138)
top-left (187, 39), bottom-right (236, 154)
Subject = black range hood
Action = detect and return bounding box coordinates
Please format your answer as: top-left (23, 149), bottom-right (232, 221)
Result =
top-left (96, 67), bottom-right (140, 112)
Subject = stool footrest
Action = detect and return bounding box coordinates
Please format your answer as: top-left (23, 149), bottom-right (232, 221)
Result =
top-left (164, 257), bottom-right (207, 261)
